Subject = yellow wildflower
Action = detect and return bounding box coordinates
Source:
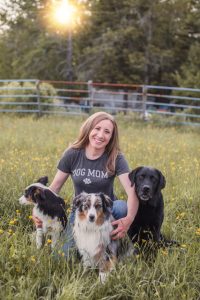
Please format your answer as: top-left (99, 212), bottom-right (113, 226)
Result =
top-left (30, 256), bottom-right (36, 263)
top-left (161, 250), bottom-right (168, 256)
top-left (176, 212), bottom-right (186, 220)
top-left (179, 212), bottom-right (186, 218)
top-left (9, 219), bottom-right (18, 225)
top-left (47, 239), bottom-right (52, 244)
top-left (195, 228), bottom-right (200, 236)
top-left (0, 229), bottom-right (4, 234)
top-left (28, 215), bottom-right (33, 220)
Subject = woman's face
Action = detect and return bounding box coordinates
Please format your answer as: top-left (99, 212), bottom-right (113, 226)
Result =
top-left (88, 119), bottom-right (114, 151)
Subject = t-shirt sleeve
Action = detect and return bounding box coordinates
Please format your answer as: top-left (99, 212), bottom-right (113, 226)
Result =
top-left (57, 148), bottom-right (74, 174)
top-left (115, 153), bottom-right (130, 176)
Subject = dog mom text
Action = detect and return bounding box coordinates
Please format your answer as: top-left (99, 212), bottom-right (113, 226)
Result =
top-left (72, 168), bottom-right (108, 178)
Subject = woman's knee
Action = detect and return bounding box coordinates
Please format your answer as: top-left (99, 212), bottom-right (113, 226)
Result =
top-left (112, 200), bottom-right (127, 220)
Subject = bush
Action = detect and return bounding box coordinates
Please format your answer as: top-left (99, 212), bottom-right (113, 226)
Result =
top-left (0, 81), bottom-right (58, 112)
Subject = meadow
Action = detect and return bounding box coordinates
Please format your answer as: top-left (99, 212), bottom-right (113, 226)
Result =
top-left (0, 114), bottom-right (199, 300)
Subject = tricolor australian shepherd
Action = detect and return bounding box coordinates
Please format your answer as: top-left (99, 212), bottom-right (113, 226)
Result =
top-left (72, 192), bottom-right (118, 283)
top-left (19, 176), bottom-right (67, 249)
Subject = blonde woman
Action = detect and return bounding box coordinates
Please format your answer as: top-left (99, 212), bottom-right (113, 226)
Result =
top-left (33, 112), bottom-right (138, 254)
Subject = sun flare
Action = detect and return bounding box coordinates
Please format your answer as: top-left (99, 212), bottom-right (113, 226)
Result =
top-left (54, 0), bottom-right (77, 26)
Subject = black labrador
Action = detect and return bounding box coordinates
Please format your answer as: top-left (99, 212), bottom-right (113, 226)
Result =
top-left (127, 166), bottom-right (166, 251)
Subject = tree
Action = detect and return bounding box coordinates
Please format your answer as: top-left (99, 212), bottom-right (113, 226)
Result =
top-left (0, 0), bottom-right (200, 87)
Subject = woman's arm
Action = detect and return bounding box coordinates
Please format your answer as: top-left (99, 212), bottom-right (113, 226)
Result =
top-left (33, 170), bottom-right (69, 227)
top-left (49, 170), bottom-right (69, 194)
top-left (111, 172), bottom-right (139, 240)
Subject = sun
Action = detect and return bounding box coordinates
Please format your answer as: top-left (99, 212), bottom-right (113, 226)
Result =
top-left (53, 0), bottom-right (77, 26)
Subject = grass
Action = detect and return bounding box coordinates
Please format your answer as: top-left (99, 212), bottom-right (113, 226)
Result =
top-left (0, 114), bottom-right (200, 300)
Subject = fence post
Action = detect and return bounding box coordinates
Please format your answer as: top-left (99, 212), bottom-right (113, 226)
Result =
top-left (123, 88), bottom-right (128, 115)
top-left (36, 80), bottom-right (41, 117)
top-left (87, 80), bottom-right (94, 112)
top-left (142, 85), bottom-right (147, 121)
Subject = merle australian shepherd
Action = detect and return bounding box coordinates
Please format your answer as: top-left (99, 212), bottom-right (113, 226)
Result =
top-left (19, 176), bottom-right (67, 249)
top-left (72, 192), bottom-right (119, 283)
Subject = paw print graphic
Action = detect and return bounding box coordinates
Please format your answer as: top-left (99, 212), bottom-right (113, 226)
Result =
top-left (83, 178), bottom-right (92, 184)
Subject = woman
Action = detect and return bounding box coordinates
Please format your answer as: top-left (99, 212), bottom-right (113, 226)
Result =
top-left (33, 112), bottom-right (138, 253)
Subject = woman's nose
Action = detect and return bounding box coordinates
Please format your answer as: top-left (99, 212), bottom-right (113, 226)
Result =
top-left (97, 130), bottom-right (104, 138)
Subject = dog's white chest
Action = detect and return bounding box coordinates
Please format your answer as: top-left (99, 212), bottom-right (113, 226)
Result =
top-left (33, 207), bottom-right (62, 232)
top-left (73, 218), bottom-right (113, 266)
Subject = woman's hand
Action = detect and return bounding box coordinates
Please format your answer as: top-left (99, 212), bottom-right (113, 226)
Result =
top-left (32, 214), bottom-right (43, 228)
top-left (111, 216), bottom-right (132, 240)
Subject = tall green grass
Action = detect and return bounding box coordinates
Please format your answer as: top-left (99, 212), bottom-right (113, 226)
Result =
top-left (0, 114), bottom-right (199, 300)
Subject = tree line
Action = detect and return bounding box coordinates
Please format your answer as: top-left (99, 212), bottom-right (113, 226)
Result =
top-left (0, 0), bottom-right (200, 88)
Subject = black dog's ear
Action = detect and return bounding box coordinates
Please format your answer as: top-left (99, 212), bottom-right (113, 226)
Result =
top-left (99, 193), bottom-right (113, 212)
top-left (72, 192), bottom-right (87, 211)
top-left (128, 167), bottom-right (143, 187)
top-left (156, 169), bottom-right (166, 190)
top-left (37, 176), bottom-right (48, 186)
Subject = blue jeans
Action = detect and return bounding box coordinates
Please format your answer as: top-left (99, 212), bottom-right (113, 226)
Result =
top-left (62, 200), bottom-right (127, 257)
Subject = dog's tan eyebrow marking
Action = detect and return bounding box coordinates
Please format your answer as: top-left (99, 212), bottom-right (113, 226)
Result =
top-left (84, 198), bottom-right (91, 208)
top-left (94, 198), bottom-right (102, 208)
top-left (34, 188), bottom-right (42, 196)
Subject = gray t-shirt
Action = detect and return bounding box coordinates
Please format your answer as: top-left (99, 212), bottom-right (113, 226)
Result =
top-left (57, 148), bottom-right (130, 201)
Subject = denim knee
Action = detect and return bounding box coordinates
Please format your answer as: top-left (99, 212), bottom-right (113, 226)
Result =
top-left (111, 200), bottom-right (127, 220)
top-left (62, 212), bottom-right (76, 257)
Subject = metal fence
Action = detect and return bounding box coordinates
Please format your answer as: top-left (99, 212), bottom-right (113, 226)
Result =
top-left (0, 79), bottom-right (200, 126)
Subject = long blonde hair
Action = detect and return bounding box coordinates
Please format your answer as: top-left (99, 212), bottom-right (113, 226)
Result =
top-left (71, 112), bottom-right (120, 174)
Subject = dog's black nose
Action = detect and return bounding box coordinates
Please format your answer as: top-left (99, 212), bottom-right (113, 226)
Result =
top-left (143, 186), bottom-right (150, 194)
top-left (89, 214), bottom-right (95, 222)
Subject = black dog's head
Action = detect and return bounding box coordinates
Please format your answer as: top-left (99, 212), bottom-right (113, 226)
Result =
top-left (72, 192), bottom-right (113, 224)
top-left (129, 167), bottom-right (166, 206)
top-left (19, 176), bottom-right (49, 205)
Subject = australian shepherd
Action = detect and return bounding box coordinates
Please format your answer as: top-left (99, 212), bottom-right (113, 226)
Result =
top-left (19, 176), bottom-right (67, 249)
top-left (72, 192), bottom-right (118, 283)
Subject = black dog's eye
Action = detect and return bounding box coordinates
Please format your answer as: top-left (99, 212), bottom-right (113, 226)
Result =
top-left (150, 176), bottom-right (158, 183)
top-left (138, 175), bottom-right (145, 180)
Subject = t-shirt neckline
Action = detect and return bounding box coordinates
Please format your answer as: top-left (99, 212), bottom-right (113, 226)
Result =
top-left (83, 148), bottom-right (106, 161)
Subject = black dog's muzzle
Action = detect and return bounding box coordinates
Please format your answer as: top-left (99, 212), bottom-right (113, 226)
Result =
top-left (138, 185), bottom-right (152, 201)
